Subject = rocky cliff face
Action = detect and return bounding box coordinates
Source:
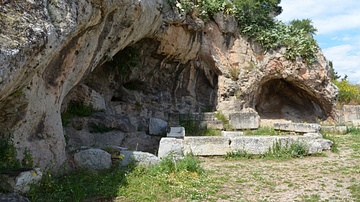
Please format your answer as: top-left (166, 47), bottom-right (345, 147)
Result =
top-left (0, 0), bottom-right (337, 169)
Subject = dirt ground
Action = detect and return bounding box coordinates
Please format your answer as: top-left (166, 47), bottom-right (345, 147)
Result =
top-left (200, 135), bottom-right (360, 202)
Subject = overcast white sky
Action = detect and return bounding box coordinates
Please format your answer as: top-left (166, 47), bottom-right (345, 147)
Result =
top-left (277, 0), bottom-right (360, 83)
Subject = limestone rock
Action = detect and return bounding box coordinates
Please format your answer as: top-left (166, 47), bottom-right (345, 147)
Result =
top-left (273, 123), bottom-right (321, 133)
top-left (158, 138), bottom-right (184, 159)
top-left (0, 168), bottom-right (43, 194)
top-left (74, 149), bottom-right (112, 170)
top-left (149, 118), bottom-right (168, 136)
top-left (120, 151), bottom-right (160, 167)
top-left (0, 0), bottom-right (339, 171)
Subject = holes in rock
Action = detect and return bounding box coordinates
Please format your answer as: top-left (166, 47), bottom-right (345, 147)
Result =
top-left (255, 79), bottom-right (324, 122)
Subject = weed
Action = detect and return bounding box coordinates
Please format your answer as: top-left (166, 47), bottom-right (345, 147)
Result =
top-left (61, 101), bottom-right (100, 126)
top-left (214, 111), bottom-right (232, 131)
top-left (244, 126), bottom-right (279, 136)
top-left (0, 134), bottom-right (21, 172)
top-left (228, 66), bottom-right (240, 81)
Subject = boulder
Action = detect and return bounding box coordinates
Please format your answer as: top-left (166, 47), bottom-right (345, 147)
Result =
top-left (149, 118), bottom-right (168, 135)
top-left (0, 168), bottom-right (43, 194)
top-left (74, 149), bottom-right (112, 170)
top-left (120, 151), bottom-right (160, 167)
top-left (158, 138), bottom-right (184, 159)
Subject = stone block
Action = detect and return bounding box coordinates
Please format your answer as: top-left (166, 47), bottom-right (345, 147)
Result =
top-left (74, 148), bottom-right (112, 170)
top-left (149, 118), bottom-right (168, 135)
top-left (120, 151), bottom-right (160, 167)
top-left (167, 127), bottom-right (185, 138)
top-left (320, 126), bottom-right (348, 134)
top-left (184, 136), bottom-right (231, 155)
top-left (158, 138), bottom-right (184, 159)
top-left (230, 136), bottom-right (279, 154)
top-left (229, 112), bottom-right (259, 130)
top-left (221, 131), bottom-right (244, 137)
top-left (343, 105), bottom-right (360, 122)
top-left (273, 122), bottom-right (321, 133)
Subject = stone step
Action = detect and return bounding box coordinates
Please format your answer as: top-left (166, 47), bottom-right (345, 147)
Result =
top-left (273, 122), bottom-right (321, 133)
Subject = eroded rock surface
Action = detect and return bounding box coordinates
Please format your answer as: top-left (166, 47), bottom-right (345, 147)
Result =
top-left (0, 0), bottom-right (338, 169)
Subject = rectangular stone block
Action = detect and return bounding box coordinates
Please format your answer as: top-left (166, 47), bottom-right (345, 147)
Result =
top-left (230, 136), bottom-right (278, 154)
top-left (229, 112), bottom-right (259, 130)
top-left (352, 120), bottom-right (360, 126)
top-left (167, 127), bottom-right (185, 138)
top-left (273, 122), bottom-right (321, 133)
top-left (221, 131), bottom-right (244, 137)
top-left (184, 136), bottom-right (231, 155)
top-left (158, 138), bottom-right (184, 159)
top-left (343, 105), bottom-right (360, 122)
top-left (321, 126), bottom-right (347, 134)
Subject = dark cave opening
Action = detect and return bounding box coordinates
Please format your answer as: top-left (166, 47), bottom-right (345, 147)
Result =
top-left (255, 79), bottom-right (325, 123)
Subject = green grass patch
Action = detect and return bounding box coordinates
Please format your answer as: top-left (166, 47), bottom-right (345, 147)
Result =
top-left (27, 167), bottom-right (127, 201)
top-left (28, 155), bottom-right (217, 201)
top-left (243, 126), bottom-right (279, 136)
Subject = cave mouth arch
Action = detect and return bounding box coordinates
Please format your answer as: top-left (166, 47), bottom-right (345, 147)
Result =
top-left (255, 79), bottom-right (325, 123)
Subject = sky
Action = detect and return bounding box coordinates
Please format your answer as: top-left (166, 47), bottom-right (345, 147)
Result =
top-left (277, 0), bottom-right (360, 84)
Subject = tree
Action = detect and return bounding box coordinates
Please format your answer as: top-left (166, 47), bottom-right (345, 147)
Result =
top-left (289, 19), bottom-right (317, 37)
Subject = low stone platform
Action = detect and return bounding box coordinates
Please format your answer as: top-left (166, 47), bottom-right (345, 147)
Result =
top-left (177, 133), bottom-right (332, 156)
top-left (221, 131), bottom-right (244, 137)
top-left (273, 122), bottom-right (321, 133)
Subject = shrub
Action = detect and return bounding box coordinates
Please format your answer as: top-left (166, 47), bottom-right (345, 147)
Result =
top-left (333, 79), bottom-right (360, 105)
top-left (0, 134), bottom-right (21, 172)
top-left (214, 111), bottom-right (232, 131)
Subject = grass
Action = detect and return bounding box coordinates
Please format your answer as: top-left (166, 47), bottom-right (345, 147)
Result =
top-left (214, 111), bottom-right (232, 131)
top-left (0, 134), bottom-right (21, 173)
top-left (244, 126), bottom-right (280, 136)
top-left (27, 155), bottom-right (218, 201)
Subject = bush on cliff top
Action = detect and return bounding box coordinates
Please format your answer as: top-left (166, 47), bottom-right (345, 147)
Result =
top-left (169, 0), bottom-right (318, 64)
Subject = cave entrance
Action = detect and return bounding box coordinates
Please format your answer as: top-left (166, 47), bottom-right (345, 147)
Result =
top-left (255, 79), bottom-right (324, 123)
